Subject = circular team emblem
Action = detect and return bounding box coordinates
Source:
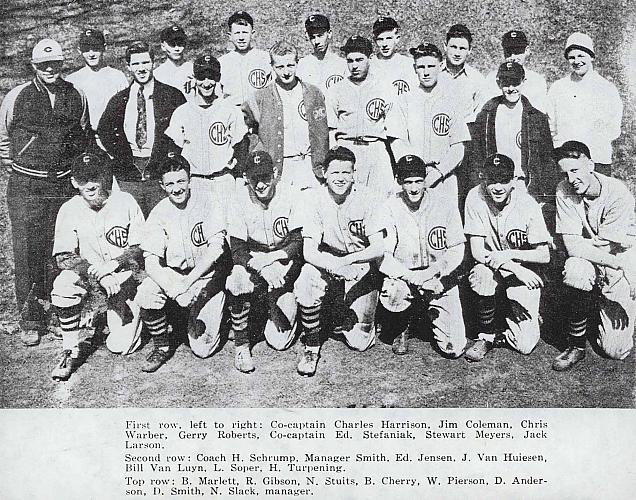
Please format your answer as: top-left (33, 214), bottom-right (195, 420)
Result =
top-left (248, 68), bottom-right (268, 89)
top-left (348, 219), bottom-right (365, 237)
top-left (106, 226), bottom-right (129, 248)
top-left (273, 217), bottom-right (289, 239)
top-left (516, 131), bottom-right (522, 149)
top-left (191, 222), bottom-right (206, 247)
top-left (392, 79), bottom-right (410, 95)
top-left (506, 229), bottom-right (528, 249)
top-left (209, 122), bottom-right (229, 146)
top-left (427, 226), bottom-right (447, 250)
top-left (366, 98), bottom-right (386, 121)
top-left (326, 74), bottom-right (344, 89)
top-left (298, 100), bottom-right (307, 121)
top-left (432, 113), bottom-right (450, 136)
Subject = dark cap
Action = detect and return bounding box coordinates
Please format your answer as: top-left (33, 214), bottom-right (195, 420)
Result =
top-left (324, 146), bottom-right (356, 168)
top-left (409, 42), bottom-right (443, 61)
top-left (496, 61), bottom-right (525, 85)
top-left (228, 11), bottom-right (254, 28)
top-left (160, 25), bottom-right (188, 45)
top-left (193, 54), bottom-right (221, 80)
top-left (305, 14), bottom-right (330, 34)
top-left (553, 141), bottom-right (592, 162)
top-left (372, 16), bottom-right (399, 38)
top-left (446, 23), bottom-right (472, 44)
top-left (502, 30), bottom-right (528, 53)
top-left (159, 151), bottom-right (191, 177)
top-left (480, 153), bottom-right (515, 184)
top-left (340, 36), bottom-right (373, 56)
top-left (395, 154), bottom-right (426, 181)
top-left (245, 150), bottom-right (275, 177)
top-left (79, 28), bottom-right (106, 50)
top-left (71, 152), bottom-right (112, 184)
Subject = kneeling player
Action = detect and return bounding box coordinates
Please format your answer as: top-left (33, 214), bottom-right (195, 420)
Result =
top-left (464, 154), bottom-right (551, 361)
top-left (136, 154), bottom-right (230, 372)
top-left (51, 153), bottom-right (145, 381)
top-left (377, 155), bottom-right (467, 358)
top-left (226, 151), bottom-right (302, 373)
top-left (293, 146), bottom-right (385, 376)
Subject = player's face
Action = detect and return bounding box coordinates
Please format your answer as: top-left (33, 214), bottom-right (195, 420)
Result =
top-left (271, 53), bottom-right (297, 86)
top-left (228, 23), bottom-right (254, 53)
top-left (401, 176), bottom-right (426, 204)
top-left (161, 40), bottom-right (186, 62)
top-left (80, 47), bottom-right (104, 68)
top-left (567, 49), bottom-right (593, 77)
top-left (324, 160), bottom-right (355, 196)
top-left (160, 169), bottom-right (190, 206)
top-left (498, 80), bottom-right (523, 104)
top-left (74, 179), bottom-right (109, 209)
top-left (32, 61), bottom-right (63, 85)
top-left (127, 52), bottom-right (153, 85)
top-left (505, 48), bottom-right (528, 66)
top-left (445, 37), bottom-right (471, 67)
top-left (375, 29), bottom-right (400, 58)
top-left (558, 157), bottom-right (595, 195)
top-left (414, 55), bottom-right (441, 88)
top-left (346, 52), bottom-right (370, 81)
top-left (307, 30), bottom-right (331, 54)
top-left (485, 179), bottom-right (515, 205)
top-left (195, 77), bottom-right (217, 98)
top-left (247, 172), bottom-right (276, 201)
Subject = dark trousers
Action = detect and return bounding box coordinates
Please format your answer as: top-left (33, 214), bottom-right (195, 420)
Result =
top-left (594, 163), bottom-right (612, 177)
top-left (118, 180), bottom-right (166, 218)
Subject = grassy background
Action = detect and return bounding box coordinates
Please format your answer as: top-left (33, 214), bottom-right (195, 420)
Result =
top-left (0, 0), bottom-right (634, 407)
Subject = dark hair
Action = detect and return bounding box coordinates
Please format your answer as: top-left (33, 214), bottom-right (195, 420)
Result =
top-left (158, 152), bottom-right (191, 178)
top-left (125, 41), bottom-right (154, 63)
top-left (446, 24), bottom-right (472, 47)
top-left (323, 146), bottom-right (356, 170)
top-left (71, 152), bottom-right (113, 189)
top-left (553, 141), bottom-right (592, 162)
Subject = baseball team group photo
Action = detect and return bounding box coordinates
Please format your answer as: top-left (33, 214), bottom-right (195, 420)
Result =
top-left (0, 0), bottom-right (634, 408)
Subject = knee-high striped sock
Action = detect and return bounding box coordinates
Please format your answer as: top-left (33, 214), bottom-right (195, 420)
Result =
top-left (57, 305), bottom-right (81, 357)
top-left (566, 288), bottom-right (589, 349)
top-left (477, 294), bottom-right (497, 340)
top-left (229, 298), bottom-right (251, 347)
top-left (300, 304), bottom-right (321, 348)
top-left (141, 309), bottom-right (170, 351)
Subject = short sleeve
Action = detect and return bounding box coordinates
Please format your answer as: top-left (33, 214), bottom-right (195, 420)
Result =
top-left (126, 196), bottom-right (146, 247)
top-left (297, 197), bottom-right (323, 241)
top-left (445, 203), bottom-right (466, 248)
top-left (229, 105), bottom-right (249, 146)
top-left (463, 188), bottom-right (488, 237)
top-left (526, 200), bottom-right (551, 246)
top-left (140, 211), bottom-right (168, 258)
top-left (52, 201), bottom-right (79, 256)
top-left (555, 184), bottom-right (583, 236)
top-left (597, 188), bottom-right (636, 244)
top-left (203, 199), bottom-right (227, 240)
top-left (325, 87), bottom-right (339, 129)
top-left (448, 105), bottom-right (471, 145)
top-left (227, 196), bottom-right (248, 241)
top-left (384, 93), bottom-right (408, 141)
top-left (164, 106), bottom-right (186, 148)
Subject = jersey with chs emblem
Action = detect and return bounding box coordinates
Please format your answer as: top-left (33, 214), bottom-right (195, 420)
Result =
top-left (464, 184), bottom-right (551, 252)
top-left (154, 60), bottom-right (196, 99)
top-left (53, 190), bottom-right (144, 265)
top-left (165, 97), bottom-right (248, 175)
top-left (326, 74), bottom-right (396, 139)
top-left (370, 54), bottom-right (418, 96)
top-left (141, 195), bottom-right (226, 272)
top-left (298, 184), bottom-right (383, 254)
top-left (219, 48), bottom-right (271, 106)
top-left (297, 51), bottom-right (348, 93)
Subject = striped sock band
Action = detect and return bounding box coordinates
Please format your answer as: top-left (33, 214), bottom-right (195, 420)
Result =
top-left (141, 310), bottom-right (169, 350)
top-left (477, 295), bottom-right (497, 334)
top-left (230, 300), bottom-right (251, 347)
top-left (300, 305), bottom-right (321, 347)
top-left (58, 306), bottom-right (81, 353)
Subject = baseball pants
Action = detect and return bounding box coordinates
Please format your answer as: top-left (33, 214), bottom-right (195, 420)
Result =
top-left (337, 140), bottom-right (396, 199)
top-left (280, 156), bottom-right (321, 191)
top-left (190, 173), bottom-right (237, 226)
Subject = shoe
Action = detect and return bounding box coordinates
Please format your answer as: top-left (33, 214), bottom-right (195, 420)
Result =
top-left (234, 346), bottom-right (255, 373)
top-left (141, 348), bottom-right (172, 373)
top-left (465, 339), bottom-right (494, 362)
top-left (20, 329), bottom-right (40, 346)
top-left (552, 346), bottom-right (585, 371)
top-left (297, 349), bottom-right (320, 377)
top-left (51, 350), bottom-right (78, 381)
top-left (392, 330), bottom-right (409, 355)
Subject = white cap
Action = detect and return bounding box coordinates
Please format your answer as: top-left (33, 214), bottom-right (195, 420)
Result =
top-left (564, 32), bottom-right (595, 58)
top-left (31, 39), bottom-right (64, 64)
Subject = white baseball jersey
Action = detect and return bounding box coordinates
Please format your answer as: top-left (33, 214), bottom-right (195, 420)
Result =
top-left (219, 48), bottom-right (271, 106)
top-left (278, 83), bottom-right (311, 156)
top-left (370, 54), bottom-right (418, 96)
top-left (65, 66), bottom-right (128, 129)
top-left (297, 51), bottom-right (347, 93)
top-left (481, 67), bottom-right (547, 112)
top-left (53, 190), bottom-right (144, 265)
top-left (154, 60), bottom-right (196, 99)
top-left (494, 103), bottom-right (523, 176)
top-left (464, 184), bottom-right (551, 252)
top-left (439, 61), bottom-right (484, 121)
top-left (165, 97), bottom-right (248, 175)
top-left (142, 194), bottom-right (226, 272)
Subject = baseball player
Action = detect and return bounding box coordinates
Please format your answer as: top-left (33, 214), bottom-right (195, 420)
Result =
top-left (326, 35), bottom-right (397, 198)
top-left (547, 33), bottom-right (623, 176)
top-left (463, 153), bottom-right (551, 361)
top-left (65, 28), bottom-right (128, 133)
top-left (375, 154), bottom-right (467, 358)
top-left (480, 30), bottom-right (548, 113)
top-left (242, 41), bottom-right (329, 190)
top-left (293, 146), bottom-right (385, 376)
top-left (369, 16), bottom-right (418, 96)
top-left (226, 151), bottom-right (303, 373)
top-left (135, 153), bottom-right (231, 372)
top-left (50, 152), bottom-right (145, 381)
top-left (552, 141), bottom-right (635, 370)
top-left (297, 14), bottom-right (348, 93)
top-left (154, 25), bottom-right (196, 100)
top-left (219, 11), bottom-right (271, 107)
top-left (165, 54), bottom-right (248, 216)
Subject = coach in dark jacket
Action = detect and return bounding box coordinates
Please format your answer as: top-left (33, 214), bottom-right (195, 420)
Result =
top-left (98, 41), bottom-right (185, 215)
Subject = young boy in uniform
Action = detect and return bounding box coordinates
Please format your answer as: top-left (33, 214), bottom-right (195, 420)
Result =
top-left (154, 25), bottom-right (196, 100)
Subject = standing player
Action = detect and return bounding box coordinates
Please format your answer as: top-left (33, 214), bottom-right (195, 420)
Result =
top-left (297, 14), bottom-right (348, 93)
top-left (293, 146), bottom-right (385, 376)
top-left (326, 35), bottom-right (397, 198)
top-left (242, 41), bottom-right (329, 190)
top-left (551, 141), bottom-right (635, 370)
top-left (154, 25), bottom-right (196, 100)
top-left (135, 153), bottom-right (231, 372)
top-left (463, 154), bottom-right (551, 361)
top-left (370, 16), bottom-right (418, 96)
top-left (547, 33), bottom-right (623, 176)
top-left (226, 151), bottom-right (303, 373)
top-left (219, 11), bottom-right (271, 107)
top-left (65, 28), bottom-right (128, 134)
top-left (50, 153), bottom-right (145, 381)
top-left (376, 155), bottom-right (467, 358)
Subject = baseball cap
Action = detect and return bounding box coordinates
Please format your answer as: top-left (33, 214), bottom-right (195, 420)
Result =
top-left (160, 25), bottom-right (188, 45)
top-left (340, 36), bottom-right (373, 56)
top-left (496, 61), bottom-right (525, 86)
top-left (553, 141), bottom-right (592, 162)
top-left (409, 42), bottom-right (443, 60)
top-left (502, 30), bottom-right (528, 54)
top-left (245, 150), bottom-right (275, 178)
top-left (305, 14), bottom-right (330, 34)
top-left (480, 153), bottom-right (515, 184)
top-left (159, 151), bottom-right (191, 176)
top-left (228, 11), bottom-right (254, 28)
top-left (395, 154), bottom-right (426, 181)
top-left (193, 54), bottom-right (221, 80)
top-left (446, 23), bottom-right (472, 44)
top-left (71, 152), bottom-right (112, 184)
top-left (79, 28), bottom-right (106, 50)
top-left (564, 32), bottom-right (595, 58)
top-left (372, 16), bottom-right (399, 38)
top-left (324, 146), bottom-right (356, 168)
top-left (31, 38), bottom-right (64, 64)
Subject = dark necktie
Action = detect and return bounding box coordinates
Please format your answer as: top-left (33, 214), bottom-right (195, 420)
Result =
top-left (136, 86), bottom-right (147, 148)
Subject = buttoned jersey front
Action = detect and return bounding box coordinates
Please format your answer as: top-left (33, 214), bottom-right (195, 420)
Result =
top-left (297, 51), bottom-right (348, 93)
top-left (439, 61), bottom-right (484, 121)
top-left (370, 54), bottom-right (419, 96)
top-left (219, 49), bottom-right (271, 106)
top-left (154, 60), bottom-right (196, 99)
